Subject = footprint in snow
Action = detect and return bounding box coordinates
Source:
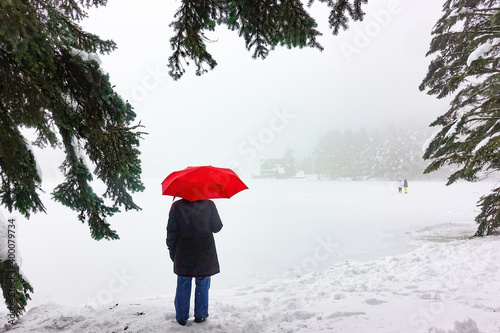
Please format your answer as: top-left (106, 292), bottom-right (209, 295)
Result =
top-left (326, 311), bottom-right (366, 319)
top-left (364, 298), bottom-right (387, 305)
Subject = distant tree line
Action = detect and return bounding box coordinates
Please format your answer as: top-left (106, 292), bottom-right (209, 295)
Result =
top-left (310, 124), bottom-right (452, 180)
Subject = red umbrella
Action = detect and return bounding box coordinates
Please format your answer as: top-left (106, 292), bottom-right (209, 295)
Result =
top-left (161, 166), bottom-right (248, 201)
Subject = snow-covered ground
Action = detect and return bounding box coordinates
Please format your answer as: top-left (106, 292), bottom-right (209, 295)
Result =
top-left (1, 178), bottom-right (500, 332)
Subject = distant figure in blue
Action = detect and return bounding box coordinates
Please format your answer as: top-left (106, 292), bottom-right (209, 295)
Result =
top-left (166, 199), bottom-right (223, 326)
top-left (404, 179), bottom-right (409, 194)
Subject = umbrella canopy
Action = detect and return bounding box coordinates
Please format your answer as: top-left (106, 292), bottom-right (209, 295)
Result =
top-left (161, 166), bottom-right (248, 201)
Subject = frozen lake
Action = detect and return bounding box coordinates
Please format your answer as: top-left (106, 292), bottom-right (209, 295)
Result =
top-left (8, 178), bottom-right (495, 309)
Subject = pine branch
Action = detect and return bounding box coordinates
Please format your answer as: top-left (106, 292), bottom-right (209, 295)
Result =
top-left (0, 0), bottom-right (143, 237)
top-left (168, 0), bottom-right (367, 79)
top-left (475, 186), bottom-right (500, 236)
top-left (0, 260), bottom-right (33, 320)
top-left (421, 0), bottom-right (500, 235)
top-left (52, 127), bottom-right (120, 240)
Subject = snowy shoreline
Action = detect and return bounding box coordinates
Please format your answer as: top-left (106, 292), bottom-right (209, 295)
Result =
top-left (1, 233), bottom-right (499, 332)
top-left (1, 179), bottom-right (499, 332)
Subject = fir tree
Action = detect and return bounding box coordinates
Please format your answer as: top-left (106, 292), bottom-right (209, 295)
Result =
top-left (0, 0), bottom-right (144, 317)
top-left (371, 124), bottom-right (430, 180)
top-left (314, 129), bottom-right (343, 178)
top-left (168, 0), bottom-right (368, 79)
top-left (369, 125), bottom-right (407, 180)
top-left (349, 128), bottom-right (372, 179)
top-left (419, 0), bottom-right (500, 235)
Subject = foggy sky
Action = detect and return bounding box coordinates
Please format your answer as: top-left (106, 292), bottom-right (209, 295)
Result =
top-left (73, 0), bottom-right (450, 179)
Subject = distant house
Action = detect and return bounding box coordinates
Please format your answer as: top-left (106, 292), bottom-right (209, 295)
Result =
top-left (255, 158), bottom-right (297, 178)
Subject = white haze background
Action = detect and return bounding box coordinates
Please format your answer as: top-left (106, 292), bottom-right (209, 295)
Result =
top-left (32, 0), bottom-right (450, 179)
top-left (3, 0), bottom-right (500, 332)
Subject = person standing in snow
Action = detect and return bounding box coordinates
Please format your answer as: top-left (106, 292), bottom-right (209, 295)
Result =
top-left (166, 199), bottom-right (223, 326)
top-left (403, 179), bottom-right (408, 194)
top-left (397, 180), bottom-right (403, 193)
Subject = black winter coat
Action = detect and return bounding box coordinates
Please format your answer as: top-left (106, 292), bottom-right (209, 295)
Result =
top-left (166, 199), bottom-right (223, 277)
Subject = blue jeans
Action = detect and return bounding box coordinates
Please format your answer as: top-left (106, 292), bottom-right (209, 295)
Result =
top-left (174, 276), bottom-right (211, 321)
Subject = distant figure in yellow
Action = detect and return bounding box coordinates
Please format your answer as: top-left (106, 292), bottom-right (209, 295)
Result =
top-left (403, 179), bottom-right (408, 194)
